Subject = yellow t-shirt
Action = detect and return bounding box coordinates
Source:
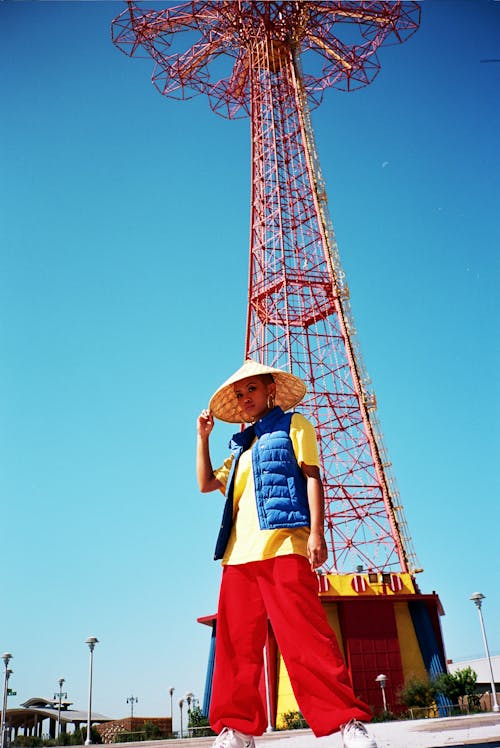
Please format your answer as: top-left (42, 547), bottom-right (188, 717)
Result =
top-left (213, 413), bottom-right (320, 565)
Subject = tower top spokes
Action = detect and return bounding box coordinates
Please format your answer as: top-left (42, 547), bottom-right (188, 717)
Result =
top-left (112, 1), bottom-right (421, 117)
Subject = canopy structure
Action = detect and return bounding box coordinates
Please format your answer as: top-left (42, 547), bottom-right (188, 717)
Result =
top-left (5, 697), bottom-right (111, 741)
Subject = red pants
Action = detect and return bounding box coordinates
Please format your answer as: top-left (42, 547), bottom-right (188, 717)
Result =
top-left (210, 555), bottom-right (372, 737)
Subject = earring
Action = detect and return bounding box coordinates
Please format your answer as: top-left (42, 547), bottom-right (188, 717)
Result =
top-left (267, 394), bottom-right (275, 409)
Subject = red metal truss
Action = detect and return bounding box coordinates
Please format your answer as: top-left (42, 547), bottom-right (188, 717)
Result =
top-left (112, 2), bottom-right (422, 575)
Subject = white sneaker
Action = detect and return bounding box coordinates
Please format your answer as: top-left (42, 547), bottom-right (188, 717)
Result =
top-left (212, 727), bottom-right (255, 748)
top-left (341, 719), bottom-right (378, 748)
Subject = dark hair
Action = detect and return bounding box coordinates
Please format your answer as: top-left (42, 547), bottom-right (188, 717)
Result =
top-left (259, 373), bottom-right (275, 385)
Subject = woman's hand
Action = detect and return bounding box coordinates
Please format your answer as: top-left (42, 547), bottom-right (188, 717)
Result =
top-left (307, 531), bottom-right (328, 570)
top-left (196, 409), bottom-right (222, 493)
top-left (301, 463), bottom-right (327, 569)
top-left (197, 408), bottom-right (214, 439)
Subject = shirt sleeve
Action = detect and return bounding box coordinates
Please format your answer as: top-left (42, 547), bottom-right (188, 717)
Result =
top-left (290, 413), bottom-right (320, 467)
top-left (213, 455), bottom-right (234, 489)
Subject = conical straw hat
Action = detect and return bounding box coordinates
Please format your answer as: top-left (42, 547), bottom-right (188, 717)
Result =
top-left (209, 359), bottom-right (307, 423)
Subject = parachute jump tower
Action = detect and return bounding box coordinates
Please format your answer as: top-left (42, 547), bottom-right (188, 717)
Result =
top-left (112, 1), bottom-right (447, 720)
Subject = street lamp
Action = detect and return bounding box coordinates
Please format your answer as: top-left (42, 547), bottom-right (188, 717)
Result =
top-left (375, 674), bottom-right (388, 712)
top-left (84, 637), bottom-right (99, 744)
top-left (470, 593), bottom-right (500, 713)
top-left (126, 696), bottom-right (138, 719)
top-left (178, 699), bottom-right (184, 739)
top-left (185, 693), bottom-right (194, 738)
top-left (263, 645), bottom-right (274, 732)
top-left (54, 678), bottom-right (67, 739)
top-left (1, 655), bottom-right (13, 748)
top-left (2, 672), bottom-right (12, 748)
top-left (169, 688), bottom-right (175, 723)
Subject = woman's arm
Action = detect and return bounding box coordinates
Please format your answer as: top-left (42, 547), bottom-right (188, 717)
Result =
top-left (301, 463), bottom-right (328, 570)
top-left (196, 409), bottom-right (223, 493)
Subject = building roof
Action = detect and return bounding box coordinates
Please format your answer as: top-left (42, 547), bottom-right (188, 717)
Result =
top-left (21, 697), bottom-right (74, 710)
top-left (448, 654), bottom-right (500, 684)
top-left (6, 698), bottom-right (112, 730)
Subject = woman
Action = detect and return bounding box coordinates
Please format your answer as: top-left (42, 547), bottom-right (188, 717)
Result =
top-left (196, 359), bottom-right (377, 748)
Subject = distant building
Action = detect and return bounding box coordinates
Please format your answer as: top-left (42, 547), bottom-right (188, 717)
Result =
top-left (5, 697), bottom-right (112, 741)
top-left (95, 717), bottom-right (172, 744)
top-left (448, 655), bottom-right (500, 683)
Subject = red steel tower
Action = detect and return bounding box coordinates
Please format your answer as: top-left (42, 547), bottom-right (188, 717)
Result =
top-left (112, 2), bottom-right (448, 719)
top-left (112, 0), bottom-right (420, 577)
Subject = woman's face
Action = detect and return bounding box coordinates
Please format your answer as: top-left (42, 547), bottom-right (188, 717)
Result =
top-left (233, 376), bottom-right (275, 422)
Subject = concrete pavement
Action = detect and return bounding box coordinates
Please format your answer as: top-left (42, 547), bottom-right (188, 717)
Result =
top-left (106, 713), bottom-right (500, 748)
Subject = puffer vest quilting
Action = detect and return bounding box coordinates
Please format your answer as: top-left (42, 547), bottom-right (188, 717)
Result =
top-left (213, 406), bottom-right (310, 560)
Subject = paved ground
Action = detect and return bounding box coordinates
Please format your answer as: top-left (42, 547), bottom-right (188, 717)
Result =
top-left (105, 713), bottom-right (500, 748)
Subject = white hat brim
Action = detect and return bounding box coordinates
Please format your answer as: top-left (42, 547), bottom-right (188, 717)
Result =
top-left (209, 359), bottom-right (307, 423)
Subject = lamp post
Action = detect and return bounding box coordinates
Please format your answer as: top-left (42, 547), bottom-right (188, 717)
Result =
top-left (168, 686), bottom-right (175, 721)
top-left (168, 688), bottom-right (175, 736)
top-left (185, 693), bottom-right (194, 736)
top-left (263, 645), bottom-right (274, 732)
top-left (54, 678), bottom-right (67, 739)
top-left (168, 688), bottom-right (174, 723)
top-left (2, 671), bottom-right (12, 748)
top-left (126, 696), bottom-right (138, 720)
top-left (1, 654), bottom-right (13, 748)
top-left (178, 699), bottom-right (184, 738)
top-left (84, 637), bottom-right (99, 744)
top-left (470, 593), bottom-right (500, 713)
top-left (375, 674), bottom-right (388, 712)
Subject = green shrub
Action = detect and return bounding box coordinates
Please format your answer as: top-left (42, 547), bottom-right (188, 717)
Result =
top-left (279, 711), bottom-right (308, 730)
top-left (398, 676), bottom-right (437, 708)
top-left (13, 738), bottom-right (44, 747)
top-left (143, 722), bottom-right (160, 739)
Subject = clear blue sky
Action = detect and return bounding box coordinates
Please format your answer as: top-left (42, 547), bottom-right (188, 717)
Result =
top-left (1, 0), bottom-right (499, 729)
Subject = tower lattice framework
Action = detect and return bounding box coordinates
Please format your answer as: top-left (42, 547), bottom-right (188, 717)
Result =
top-left (112, 1), bottom-right (422, 576)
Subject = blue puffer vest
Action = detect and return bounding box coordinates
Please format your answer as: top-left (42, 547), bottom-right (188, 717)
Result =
top-left (213, 406), bottom-right (310, 560)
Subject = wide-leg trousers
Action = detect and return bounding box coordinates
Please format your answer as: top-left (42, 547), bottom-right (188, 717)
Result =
top-left (209, 555), bottom-right (372, 737)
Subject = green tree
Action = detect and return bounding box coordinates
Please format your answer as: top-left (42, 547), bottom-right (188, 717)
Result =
top-left (398, 676), bottom-right (437, 709)
top-left (55, 733), bottom-right (70, 746)
top-left (81, 726), bottom-right (102, 744)
top-left (187, 705), bottom-right (215, 737)
top-left (143, 721), bottom-right (160, 739)
top-left (434, 667), bottom-right (480, 712)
